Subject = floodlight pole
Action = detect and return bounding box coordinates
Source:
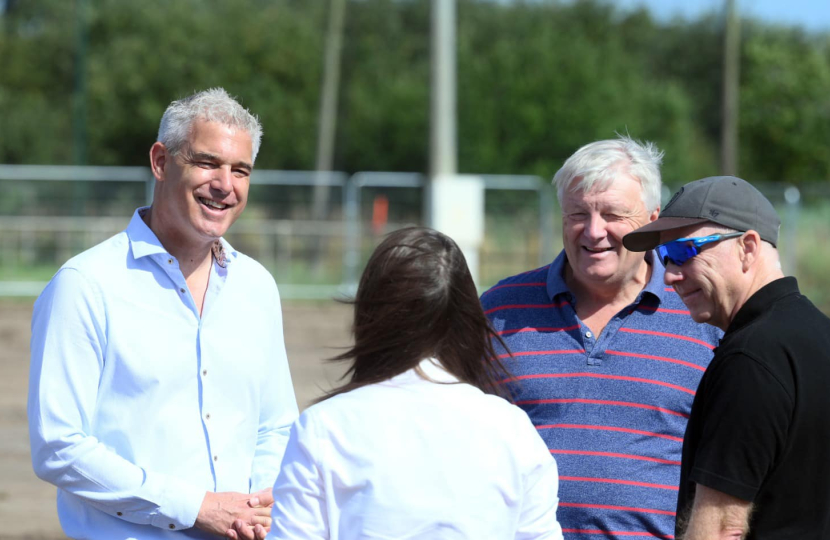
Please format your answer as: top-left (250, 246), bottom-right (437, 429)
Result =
top-left (428, 1), bottom-right (484, 285)
top-left (429, 0), bottom-right (457, 189)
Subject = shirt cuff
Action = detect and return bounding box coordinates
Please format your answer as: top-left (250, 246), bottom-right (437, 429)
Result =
top-left (690, 466), bottom-right (758, 502)
top-left (148, 474), bottom-right (206, 531)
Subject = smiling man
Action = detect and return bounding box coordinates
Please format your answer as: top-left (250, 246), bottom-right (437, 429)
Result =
top-left (624, 176), bottom-right (830, 539)
top-left (28, 88), bottom-right (298, 539)
top-left (481, 137), bottom-right (722, 540)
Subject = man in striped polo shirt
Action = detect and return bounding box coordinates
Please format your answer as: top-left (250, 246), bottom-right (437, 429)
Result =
top-left (481, 136), bottom-right (722, 540)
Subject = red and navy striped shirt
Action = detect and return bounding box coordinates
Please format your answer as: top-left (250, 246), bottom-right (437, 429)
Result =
top-left (481, 251), bottom-right (722, 540)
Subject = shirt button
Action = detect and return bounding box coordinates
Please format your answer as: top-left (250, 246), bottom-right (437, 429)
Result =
top-left (205, 413), bottom-right (211, 420)
top-left (202, 369), bottom-right (207, 376)
top-left (180, 288), bottom-right (185, 293)
top-left (167, 259), bottom-right (173, 264)
top-left (213, 455), bottom-right (218, 462)
top-left (585, 331), bottom-right (592, 338)
top-left (117, 512), bottom-right (123, 516)
top-left (169, 524), bottom-right (176, 529)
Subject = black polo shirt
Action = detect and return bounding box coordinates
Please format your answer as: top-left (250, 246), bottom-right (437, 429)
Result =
top-left (677, 277), bottom-right (830, 538)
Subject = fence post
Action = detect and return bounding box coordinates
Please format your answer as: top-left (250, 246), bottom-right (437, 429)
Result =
top-left (783, 185), bottom-right (800, 277)
top-left (342, 175), bottom-right (361, 293)
top-left (539, 181), bottom-right (556, 267)
top-left (145, 168), bottom-right (154, 206)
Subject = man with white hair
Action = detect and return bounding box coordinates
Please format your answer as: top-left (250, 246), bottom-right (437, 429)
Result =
top-left (28, 88), bottom-right (298, 539)
top-left (624, 176), bottom-right (830, 539)
top-left (481, 136), bottom-right (721, 539)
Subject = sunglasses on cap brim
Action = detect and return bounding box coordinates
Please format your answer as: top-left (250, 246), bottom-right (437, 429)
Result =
top-left (656, 232), bottom-right (744, 267)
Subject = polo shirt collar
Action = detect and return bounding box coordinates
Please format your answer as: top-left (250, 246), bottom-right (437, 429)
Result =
top-left (545, 250), bottom-right (570, 299)
top-left (545, 249), bottom-right (663, 303)
top-left (126, 207), bottom-right (238, 267)
top-left (641, 250), bottom-right (666, 299)
top-left (726, 276), bottom-right (799, 335)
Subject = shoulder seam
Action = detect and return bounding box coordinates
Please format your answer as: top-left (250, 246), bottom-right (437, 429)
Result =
top-left (714, 350), bottom-right (794, 404)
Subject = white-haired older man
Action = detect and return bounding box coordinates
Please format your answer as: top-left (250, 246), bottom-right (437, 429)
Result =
top-left (28, 88), bottom-right (298, 539)
top-left (481, 137), bottom-right (721, 540)
top-left (625, 176), bottom-right (830, 539)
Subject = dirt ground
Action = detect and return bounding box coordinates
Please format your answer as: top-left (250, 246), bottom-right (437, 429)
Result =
top-left (0, 299), bottom-right (352, 539)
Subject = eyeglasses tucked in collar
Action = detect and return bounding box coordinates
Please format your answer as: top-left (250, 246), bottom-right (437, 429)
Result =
top-left (656, 232), bottom-right (744, 267)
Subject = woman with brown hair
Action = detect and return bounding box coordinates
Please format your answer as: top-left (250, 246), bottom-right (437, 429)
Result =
top-left (249, 227), bottom-right (563, 539)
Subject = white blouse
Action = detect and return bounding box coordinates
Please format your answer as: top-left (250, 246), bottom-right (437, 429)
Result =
top-left (268, 358), bottom-right (564, 540)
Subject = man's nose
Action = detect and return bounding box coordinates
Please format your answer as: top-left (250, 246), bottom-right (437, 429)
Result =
top-left (584, 214), bottom-right (607, 239)
top-left (663, 262), bottom-right (683, 286)
top-left (211, 167), bottom-right (233, 192)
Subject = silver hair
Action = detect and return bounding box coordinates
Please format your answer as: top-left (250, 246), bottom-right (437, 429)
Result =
top-left (552, 135), bottom-right (664, 212)
top-left (157, 88), bottom-right (263, 163)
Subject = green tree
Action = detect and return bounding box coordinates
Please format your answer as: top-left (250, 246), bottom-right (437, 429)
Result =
top-left (457, 0), bottom-right (713, 187)
top-left (740, 25), bottom-right (830, 184)
top-left (0, 0), bottom-right (75, 164)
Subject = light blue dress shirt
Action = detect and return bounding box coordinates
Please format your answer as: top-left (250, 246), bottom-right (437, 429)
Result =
top-left (28, 208), bottom-right (299, 539)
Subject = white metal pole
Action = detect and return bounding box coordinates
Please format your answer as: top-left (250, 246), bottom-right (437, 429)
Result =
top-left (429, 1), bottom-right (485, 284)
top-left (430, 0), bottom-right (457, 187)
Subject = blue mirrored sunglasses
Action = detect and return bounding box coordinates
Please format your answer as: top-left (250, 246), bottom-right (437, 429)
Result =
top-left (656, 232), bottom-right (744, 267)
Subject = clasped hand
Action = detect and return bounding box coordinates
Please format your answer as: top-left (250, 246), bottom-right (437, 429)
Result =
top-left (194, 488), bottom-right (273, 538)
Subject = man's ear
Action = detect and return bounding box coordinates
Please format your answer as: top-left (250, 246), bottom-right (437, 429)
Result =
top-left (149, 142), bottom-right (168, 182)
top-left (739, 230), bottom-right (761, 272)
top-left (648, 207), bottom-right (660, 223)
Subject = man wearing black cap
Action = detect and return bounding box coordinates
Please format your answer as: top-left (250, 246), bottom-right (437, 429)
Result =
top-left (624, 176), bottom-right (830, 538)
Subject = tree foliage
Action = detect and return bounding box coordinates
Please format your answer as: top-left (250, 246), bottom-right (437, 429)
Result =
top-left (0, 0), bottom-right (828, 187)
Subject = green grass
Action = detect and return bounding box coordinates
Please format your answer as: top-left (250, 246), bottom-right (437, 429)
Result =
top-left (0, 265), bottom-right (60, 282)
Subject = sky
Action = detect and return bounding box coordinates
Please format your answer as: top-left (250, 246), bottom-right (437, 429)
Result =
top-left (613, 0), bottom-right (830, 32)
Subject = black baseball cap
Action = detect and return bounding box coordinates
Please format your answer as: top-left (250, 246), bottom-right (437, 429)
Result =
top-left (623, 176), bottom-right (781, 251)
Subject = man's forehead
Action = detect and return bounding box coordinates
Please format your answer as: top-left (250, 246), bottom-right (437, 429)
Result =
top-left (190, 119), bottom-right (252, 142)
top-left (184, 120), bottom-right (253, 162)
top-left (562, 183), bottom-right (643, 208)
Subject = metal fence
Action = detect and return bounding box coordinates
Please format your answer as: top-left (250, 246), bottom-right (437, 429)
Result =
top-left (0, 165), bottom-right (556, 298)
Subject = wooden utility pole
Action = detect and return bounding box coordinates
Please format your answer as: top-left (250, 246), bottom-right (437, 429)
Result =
top-left (312, 0), bottom-right (346, 220)
top-left (721, 0), bottom-right (741, 175)
top-left (310, 0), bottom-right (346, 273)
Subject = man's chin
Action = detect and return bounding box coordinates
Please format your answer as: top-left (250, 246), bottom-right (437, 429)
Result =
top-left (687, 308), bottom-right (711, 325)
top-left (194, 226), bottom-right (229, 243)
top-left (196, 217), bottom-right (236, 238)
top-left (576, 262), bottom-right (619, 281)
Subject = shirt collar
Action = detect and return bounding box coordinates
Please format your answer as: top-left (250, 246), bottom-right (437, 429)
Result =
top-left (545, 250), bottom-right (570, 299)
top-left (545, 249), bottom-right (664, 303)
top-left (417, 358), bottom-right (460, 384)
top-left (126, 207), bottom-right (237, 268)
top-left (641, 250), bottom-right (667, 299)
top-left (726, 276), bottom-right (800, 335)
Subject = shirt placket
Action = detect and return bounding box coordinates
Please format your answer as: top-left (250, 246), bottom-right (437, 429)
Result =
top-left (580, 323), bottom-right (601, 365)
top-left (198, 259), bottom-right (228, 489)
top-left (161, 255), bottom-right (197, 314)
top-left (592, 297), bottom-right (644, 366)
top-left (593, 315), bottom-right (625, 365)
top-left (156, 253), bottom-right (225, 490)
top-left (580, 299), bottom-right (638, 366)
